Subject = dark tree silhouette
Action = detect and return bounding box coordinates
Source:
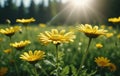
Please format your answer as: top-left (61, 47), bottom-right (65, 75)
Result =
top-left (0, 0), bottom-right (120, 25)
top-left (1, 0), bottom-right (17, 24)
top-left (17, 0), bottom-right (26, 18)
top-left (37, 0), bottom-right (46, 23)
top-left (28, 0), bottom-right (37, 19)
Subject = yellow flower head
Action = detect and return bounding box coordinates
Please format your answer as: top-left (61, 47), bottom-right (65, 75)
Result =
top-left (10, 40), bottom-right (31, 50)
top-left (0, 26), bottom-right (21, 37)
top-left (108, 17), bottom-right (120, 23)
top-left (108, 63), bottom-right (117, 72)
top-left (117, 34), bottom-right (120, 39)
top-left (96, 43), bottom-right (103, 48)
top-left (38, 29), bottom-right (76, 45)
top-left (39, 23), bottom-right (46, 27)
top-left (0, 67), bottom-right (8, 76)
top-left (20, 50), bottom-right (45, 62)
top-left (16, 18), bottom-right (35, 24)
top-left (95, 57), bottom-right (110, 67)
top-left (3, 48), bottom-right (12, 54)
top-left (0, 38), bottom-right (3, 42)
top-left (105, 33), bottom-right (114, 38)
top-left (108, 26), bottom-right (113, 30)
top-left (100, 25), bottom-right (106, 29)
top-left (77, 24), bottom-right (107, 38)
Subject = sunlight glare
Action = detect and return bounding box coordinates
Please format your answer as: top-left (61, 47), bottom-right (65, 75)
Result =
top-left (70, 0), bottom-right (92, 7)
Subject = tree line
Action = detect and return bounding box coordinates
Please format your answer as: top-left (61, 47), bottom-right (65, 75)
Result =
top-left (0, 0), bottom-right (120, 25)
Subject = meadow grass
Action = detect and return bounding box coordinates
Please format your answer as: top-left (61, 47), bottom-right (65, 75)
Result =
top-left (0, 24), bottom-right (119, 76)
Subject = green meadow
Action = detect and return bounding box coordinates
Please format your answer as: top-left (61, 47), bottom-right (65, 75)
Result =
top-left (0, 24), bottom-right (120, 76)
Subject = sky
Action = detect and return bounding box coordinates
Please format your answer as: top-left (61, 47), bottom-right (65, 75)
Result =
top-left (0, 0), bottom-right (68, 7)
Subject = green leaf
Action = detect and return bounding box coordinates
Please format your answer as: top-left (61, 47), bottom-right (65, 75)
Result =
top-left (70, 65), bottom-right (77, 75)
top-left (60, 66), bottom-right (69, 76)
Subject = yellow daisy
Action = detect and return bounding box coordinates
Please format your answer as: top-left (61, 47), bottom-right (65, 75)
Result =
top-left (95, 57), bottom-right (110, 67)
top-left (77, 24), bottom-right (107, 38)
top-left (20, 50), bottom-right (45, 62)
top-left (3, 48), bottom-right (12, 54)
top-left (108, 63), bottom-right (117, 72)
top-left (0, 26), bottom-right (21, 37)
top-left (100, 25), bottom-right (106, 29)
top-left (0, 38), bottom-right (3, 42)
top-left (117, 34), bottom-right (120, 39)
top-left (39, 23), bottom-right (46, 27)
top-left (38, 29), bottom-right (76, 45)
top-left (10, 40), bottom-right (31, 50)
top-left (108, 17), bottom-right (120, 23)
top-left (105, 33), bottom-right (114, 38)
top-left (108, 26), bottom-right (113, 30)
top-left (16, 18), bottom-right (35, 24)
top-left (96, 43), bottom-right (103, 49)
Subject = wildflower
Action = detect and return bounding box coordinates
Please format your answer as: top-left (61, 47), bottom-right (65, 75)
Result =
top-left (77, 47), bottom-right (81, 51)
top-left (96, 43), bottom-right (103, 48)
top-left (0, 26), bottom-right (21, 37)
top-left (39, 23), bottom-right (46, 27)
top-left (67, 48), bottom-right (71, 52)
top-left (77, 24), bottom-right (107, 38)
top-left (95, 57), bottom-right (110, 67)
top-left (38, 29), bottom-right (76, 45)
top-left (100, 25), bottom-right (106, 29)
top-left (10, 40), bottom-right (31, 50)
top-left (6, 19), bottom-right (11, 24)
top-left (0, 38), bottom-right (3, 42)
top-left (69, 26), bottom-right (75, 32)
top-left (16, 18), bottom-right (35, 24)
top-left (3, 48), bottom-right (12, 54)
top-left (0, 67), bottom-right (8, 76)
top-left (20, 50), bottom-right (45, 62)
top-left (108, 17), bottom-right (120, 23)
top-left (78, 42), bottom-right (82, 46)
top-left (108, 63), bottom-right (117, 72)
top-left (108, 26), bottom-right (113, 30)
top-left (117, 34), bottom-right (120, 39)
top-left (105, 33), bottom-right (114, 38)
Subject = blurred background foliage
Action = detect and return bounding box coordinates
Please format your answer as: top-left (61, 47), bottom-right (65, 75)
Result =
top-left (0, 0), bottom-right (120, 25)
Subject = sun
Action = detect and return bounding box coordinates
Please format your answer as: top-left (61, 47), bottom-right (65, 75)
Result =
top-left (69, 0), bottom-right (93, 7)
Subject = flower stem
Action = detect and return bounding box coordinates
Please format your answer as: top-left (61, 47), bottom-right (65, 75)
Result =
top-left (31, 64), bottom-right (39, 76)
top-left (100, 67), bottom-right (105, 76)
top-left (34, 67), bottom-right (39, 76)
top-left (76, 38), bottom-right (92, 75)
top-left (14, 62), bottom-right (20, 76)
top-left (41, 67), bottom-right (49, 76)
top-left (55, 44), bottom-right (59, 76)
